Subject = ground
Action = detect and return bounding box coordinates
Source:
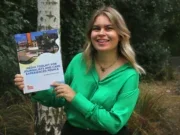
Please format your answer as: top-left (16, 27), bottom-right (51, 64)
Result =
top-left (160, 74), bottom-right (180, 135)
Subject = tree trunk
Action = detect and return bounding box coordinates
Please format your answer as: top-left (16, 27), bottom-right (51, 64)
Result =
top-left (37, 0), bottom-right (60, 30)
top-left (34, 1), bottom-right (66, 135)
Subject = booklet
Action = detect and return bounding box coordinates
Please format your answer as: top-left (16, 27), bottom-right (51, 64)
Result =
top-left (14, 29), bottom-right (64, 94)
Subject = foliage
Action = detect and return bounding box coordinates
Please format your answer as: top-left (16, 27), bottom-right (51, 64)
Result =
top-left (128, 83), bottom-right (166, 135)
top-left (0, 95), bottom-right (34, 135)
top-left (161, 0), bottom-right (180, 56)
top-left (0, 0), bottom-right (37, 96)
top-left (135, 41), bottom-right (171, 80)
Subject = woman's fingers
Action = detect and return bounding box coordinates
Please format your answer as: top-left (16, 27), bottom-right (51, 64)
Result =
top-left (56, 90), bottom-right (65, 97)
top-left (14, 74), bottom-right (24, 90)
top-left (15, 74), bottom-right (22, 77)
top-left (56, 92), bottom-right (63, 97)
top-left (54, 85), bottom-right (63, 91)
top-left (15, 81), bottom-right (24, 86)
top-left (51, 82), bottom-right (62, 87)
top-left (54, 86), bottom-right (64, 97)
top-left (15, 74), bottom-right (23, 79)
top-left (14, 78), bottom-right (24, 87)
top-left (19, 85), bottom-right (24, 90)
top-left (14, 77), bottom-right (24, 82)
top-left (14, 74), bottom-right (24, 83)
top-left (55, 88), bottom-right (63, 94)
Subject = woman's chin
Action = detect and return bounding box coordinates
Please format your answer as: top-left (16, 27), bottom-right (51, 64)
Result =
top-left (96, 49), bottom-right (114, 53)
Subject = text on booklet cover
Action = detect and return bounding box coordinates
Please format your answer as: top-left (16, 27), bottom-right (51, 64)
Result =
top-left (14, 29), bottom-right (64, 94)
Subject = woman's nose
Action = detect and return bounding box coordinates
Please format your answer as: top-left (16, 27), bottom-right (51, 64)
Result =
top-left (99, 28), bottom-right (105, 35)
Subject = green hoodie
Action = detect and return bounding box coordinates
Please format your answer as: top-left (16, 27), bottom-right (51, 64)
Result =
top-left (32, 53), bottom-right (139, 134)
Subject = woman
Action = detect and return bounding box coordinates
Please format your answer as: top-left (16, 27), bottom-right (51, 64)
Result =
top-left (14, 6), bottom-right (145, 135)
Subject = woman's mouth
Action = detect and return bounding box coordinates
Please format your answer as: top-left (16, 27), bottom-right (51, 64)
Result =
top-left (96, 39), bottom-right (109, 45)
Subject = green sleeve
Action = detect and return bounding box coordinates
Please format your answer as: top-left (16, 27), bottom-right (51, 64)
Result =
top-left (70, 74), bottom-right (139, 134)
top-left (31, 88), bottom-right (66, 107)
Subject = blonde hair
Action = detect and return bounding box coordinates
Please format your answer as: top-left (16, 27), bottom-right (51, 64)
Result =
top-left (83, 6), bottom-right (146, 74)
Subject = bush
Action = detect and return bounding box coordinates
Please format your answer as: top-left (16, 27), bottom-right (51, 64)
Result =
top-left (135, 41), bottom-right (171, 80)
top-left (128, 83), bottom-right (166, 135)
top-left (0, 95), bottom-right (34, 135)
top-left (0, 0), bottom-right (37, 96)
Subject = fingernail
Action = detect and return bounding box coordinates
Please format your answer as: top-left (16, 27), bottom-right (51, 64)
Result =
top-left (56, 81), bottom-right (64, 83)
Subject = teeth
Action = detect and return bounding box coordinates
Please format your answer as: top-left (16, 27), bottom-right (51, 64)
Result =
top-left (97, 39), bottom-right (108, 42)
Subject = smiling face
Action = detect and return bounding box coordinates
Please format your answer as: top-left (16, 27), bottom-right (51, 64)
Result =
top-left (90, 14), bottom-right (119, 53)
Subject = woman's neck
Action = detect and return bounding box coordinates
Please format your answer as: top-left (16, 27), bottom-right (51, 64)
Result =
top-left (95, 51), bottom-right (119, 65)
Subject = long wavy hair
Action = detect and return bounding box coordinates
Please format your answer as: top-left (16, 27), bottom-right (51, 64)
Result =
top-left (83, 6), bottom-right (145, 74)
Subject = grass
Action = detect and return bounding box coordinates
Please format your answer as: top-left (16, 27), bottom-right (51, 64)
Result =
top-left (0, 74), bottom-right (179, 135)
top-left (0, 95), bottom-right (34, 135)
top-left (128, 83), bottom-right (166, 135)
top-left (129, 73), bottom-right (180, 135)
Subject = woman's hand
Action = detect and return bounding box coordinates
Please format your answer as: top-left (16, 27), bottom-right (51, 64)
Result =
top-left (14, 74), bottom-right (24, 90)
top-left (51, 82), bottom-right (76, 102)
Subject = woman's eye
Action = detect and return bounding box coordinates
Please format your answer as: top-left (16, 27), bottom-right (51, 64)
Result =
top-left (106, 27), bottom-right (113, 30)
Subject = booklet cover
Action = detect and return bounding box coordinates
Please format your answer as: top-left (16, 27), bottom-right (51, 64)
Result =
top-left (14, 29), bottom-right (64, 94)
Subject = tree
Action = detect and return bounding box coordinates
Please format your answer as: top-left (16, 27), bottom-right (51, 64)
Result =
top-left (161, 0), bottom-right (180, 56)
top-left (34, 0), bottom-right (65, 135)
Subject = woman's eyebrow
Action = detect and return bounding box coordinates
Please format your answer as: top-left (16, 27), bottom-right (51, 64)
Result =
top-left (105, 24), bottom-right (113, 27)
top-left (92, 24), bottom-right (113, 27)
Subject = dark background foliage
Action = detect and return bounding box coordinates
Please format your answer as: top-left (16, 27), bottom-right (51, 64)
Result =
top-left (60, 0), bottom-right (179, 80)
top-left (0, 0), bottom-right (37, 97)
top-left (0, 0), bottom-right (179, 96)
